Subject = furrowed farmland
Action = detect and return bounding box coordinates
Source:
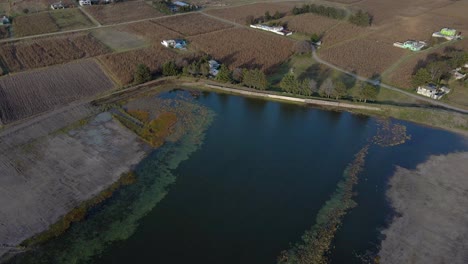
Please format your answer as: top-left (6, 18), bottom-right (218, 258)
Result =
top-left (0, 33), bottom-right (109, 73)
top-left (189, 28), bottom-right (294, 72)
top-left (154, 13), bottom-right (233, 36)
top-left (119, 20), bottom-right (182, 43)
top-left (84, 1), bottom-right (163, 25)
top-left (0, 60), bottom-right (114, 124)
top-left (281, 13), bottom-right (340, 35)
top-left (319, 38), bottom-right (406, 78)
top-left (3, 0), bottom-right (76, 15)
top-left (12, 8), bottom-right (94, 37)
top-left (204, 2), bottom-right (298, 24)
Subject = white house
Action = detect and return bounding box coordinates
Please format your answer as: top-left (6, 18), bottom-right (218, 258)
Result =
top-left (161, 39), bottom-right (187, 49)
top-left (417, 84), bottom-right (450, 100)
top-left (250, 24), bottom-right (292, 36)
top-left (51, 2), bottom-right (65, 9)
top-left (79, 0), bottom-right (91, 6)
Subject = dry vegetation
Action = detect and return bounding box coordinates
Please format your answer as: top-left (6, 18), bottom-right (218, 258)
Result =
top-left (84, 1), bottom-right (163, 25)
top-left (321, 22), bottom-right (370, 45)
top-left (204, 2), bottom-right (299, 24)
top-left (154, 13), bottom-right (233, 36)
top-left (12, 9), bottom-right (94, 37)
top-left (281, 13), bottom-right (340, 35)
top-left (319, 38), bottom-right (406, 78)
top-left (0, 60), bottom-right (114, 123)
top-left (3, 0), bottom-right (76, 15)
top-left (0, 33), bottom-right (109, 72)
top-left (189, 28), bottom-right (294, 72)
top-left (12, 11), bottom-right (60, 37)
top-left (119, 20), bottom-right (181, 43)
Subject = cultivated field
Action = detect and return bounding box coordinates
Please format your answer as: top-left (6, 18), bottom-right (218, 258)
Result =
top-left (1, 0), bottom-right (76, 15)
top-left (154, 13), bottom-right (233, 36)
top-left (204, 2), bottom-right (299, 24)
top-left (12, 8), bottom-right (94, 37)
top-left (189, 28), bottom-right (294, 72)
top-left (281, 13), bottom-right (340, 36)
top-left (84, 1), bottom-right (163, 25)
top-left (0, 33), bottom-right (109, 72)
top-left (319, 38), bottom-right (407, 78)
top-left (320, 22), bottom-right (370, 46)
top-left (0, 60), bottom-right (115, 123)
top-left (118, 20), bottom-right (182, 43)
top-left (91, 28), bottom-right (147, 51)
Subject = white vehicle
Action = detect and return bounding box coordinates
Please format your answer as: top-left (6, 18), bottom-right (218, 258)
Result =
top-left (79, 0), bottom-right (92, 6)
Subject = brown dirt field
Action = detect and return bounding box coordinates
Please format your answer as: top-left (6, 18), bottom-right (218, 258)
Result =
top-left (12, 11), bottom-right (60, 37)
top-left (204, 2), bottom-right (300, 24)
top-left (281, 13), bottom-right (340, 35)
top-left (118, 20), bottom-right (181, 44)
top-left (154, 13), bottom-right (233, 36)
top-left (321, 22), bottom-right (370, 46)
top-left (98, 47), bottom-right (199, 85)
top-left (0, 33), bottom-right (110, 72)
top-left (325, 0), bottom-right (361, 3)
top-left (319, 38), bottom-right (406, 78)
top-left (84, 1), bottom-right (163, 25)
top-left (188, 27), bottom-right (294, 72)
top-left (379, 152), bottom-right (468, 264)
top-left (0, 60), bottom-right (115, 124)
top-left (353, 0), bottom-right (454, 26)
top-left (5, 0), bottom-right (76, 15)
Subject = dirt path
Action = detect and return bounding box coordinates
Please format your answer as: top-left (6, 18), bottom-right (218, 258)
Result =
top-left (79, 6), bottom-right (102, 27)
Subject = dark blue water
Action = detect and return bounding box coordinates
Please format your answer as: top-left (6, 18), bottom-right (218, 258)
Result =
top-left (9, 91), bottom-right (467, 264)
top-left (93, 92), bottom-right (467, 264)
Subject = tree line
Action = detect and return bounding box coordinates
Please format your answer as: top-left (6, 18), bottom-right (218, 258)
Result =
top-left (246, 10), bottom-right (284, 25)
top-left (412, 49), bottom-right (468, 87)
top-left (291, 4), bottom-right (372, 27)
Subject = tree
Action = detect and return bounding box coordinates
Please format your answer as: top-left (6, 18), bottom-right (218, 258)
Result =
top-left (349, 10), bottom-right (372, 27)
top-left (162, 60), bottom-right (179, 76)
top-left (427, 61), bottom-right (449, 83)
top-left (273, 11), bottom-right (282, 19)
top-left (332, 81), bottom-right (347, 99)
top-left (134, 64), bottom-right (151, 84)
top-left (293, 40), bottom-right (312, 55)
top-left (280, 73), bottom-right (299, 93)
top-left (200, 62), bottom-right (210, 77)
top-left (253, 69), bottom-right (269, 90)
top-left (187, 62), bottom-right (200, 76)
top-left (246, 15), bottom-right (255, 25)
top-left (310, 33), bottom-right (321, 43)
top-left (319, 78), bottom-right (334, 98)
top-left (216, 64), bottom-right (232, 83)
top-left (299, 78), bottom-right (313, 96)
top-left (307, 79), bottom-right (318, 95)
top-left (412, 68), bottom-right (432, 87)
top-left (358, 84), bottom-right (378, 102)
top-left (264, 11), bottom-right (272, 21)
top-left (232, 68), bottom-right (244, 83)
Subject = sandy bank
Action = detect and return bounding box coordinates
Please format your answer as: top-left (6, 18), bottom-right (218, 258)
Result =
top-left (379, 152), bottom-right (468, 264)
top-left (0, 111), bottom-right (147, 259)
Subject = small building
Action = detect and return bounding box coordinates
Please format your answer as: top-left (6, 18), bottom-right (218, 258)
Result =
top-left (393, 40), bottom-right (427, 51)
top-left (250, 24), bottom-right (292, 36)
top-left (173, 1), bottom-right (190, 7)
top-left (453, 69), bottom-right (466, 80)
top-left (417, 84), bottom-right (450, 100)
top-left (79, 0), bottom-right (91, 6)
top-left (161, 39), bottom-right (187, 49)
top-left (0, 16), bottom-right (10, 25)
top-left (51, 2), bottom-right (65, 9)
top-left (209, 60), bottom-right (220, 76)
top-left (432, 28), bottom-right (462, 40)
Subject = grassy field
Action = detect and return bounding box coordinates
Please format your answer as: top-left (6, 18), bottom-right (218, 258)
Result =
top-left (91, 28), bottom-right (148, 52)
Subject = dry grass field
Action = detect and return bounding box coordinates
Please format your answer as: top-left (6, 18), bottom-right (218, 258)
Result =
top-left (321, 22), bottom-right (370, 46)
top-left (12, 9), bottom-right (94, 37)
top-left (91, 28), bottom-right (147, 51)
top-left (119, 20), bottom-right (181, 43)
top-left (319, 38), bottom-right (407, 78)
top-left (154, 13), bottom-right (233, 36)
top-left (0, 33), bottom-right (110, 72)
top-left (84, 1), bottom-right (163, 25)
top-left (281, 13), bottom-right (340, 35)
top-left (189, 28), bottom-right (294, 72)
top-left (204, 2), bottom-right (299, 24)
top-left (2, 0), bottom-right (76, 15)
top-left (0, 60), bottom-right (115, 124)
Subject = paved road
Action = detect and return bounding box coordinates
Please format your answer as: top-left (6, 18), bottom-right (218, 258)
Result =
top-left (312, 47), bottom-right (468, 114)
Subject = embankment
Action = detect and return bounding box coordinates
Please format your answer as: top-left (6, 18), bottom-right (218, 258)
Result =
top-left (379, 152), bottom-right (468, 264)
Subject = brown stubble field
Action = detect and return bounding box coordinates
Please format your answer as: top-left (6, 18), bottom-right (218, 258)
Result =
top-left (281, 13), bottom-right (340, 36)
top-left (0, 59), bottom-right (115, 124)
top-left (154, 13), bottom-right (233, 36)
top-left (12, 11), bottom-right (60, 37)
top-left (204, 2), bottom-right (300, 24)
top-left (2, 0), bottom-right (76, 15)
top-left (188, 27), bottom-right (294, 72)
top-left (0, 33), bottom-right (110, 73)
top-left (84, 1), bottom-right (163, 25)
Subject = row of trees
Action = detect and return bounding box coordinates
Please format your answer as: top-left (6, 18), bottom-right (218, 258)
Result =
top-left (291, 4), bottom-right (372, 27)
top-left (280, 73), bottom-right (379, 102)
top-left (412, 50), bottom-right (468, 87)
top-left (292, 4), bottom-right (347, 20)
top-left (245, 10), bottom-right (284, 25)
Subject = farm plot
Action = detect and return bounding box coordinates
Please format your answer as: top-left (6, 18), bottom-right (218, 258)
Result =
top-left (118, 20), bottom-right (181, 44)
top-left (319, 38), bottom-right (406, 78)
top-left (84, 1), bottom-right (163, 25)
top-left (91, 28), bottom-right (147, 51)
top-left (0, 60), bottom-right (115, 124)
top-left (204, 2), bottom-right (299, 24)
top-left (189, 28), bottom-right (294, 72)
top-left (4, 0), bottom-right (76, 15)
top-left (0, 33), bottom-right (110, 72)
top-left (154, 13), bottom-right (233, 36)
top-left (320, 22), bottom-right (370, 46)
top-left (281, 13), bottom-right (341, 35)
